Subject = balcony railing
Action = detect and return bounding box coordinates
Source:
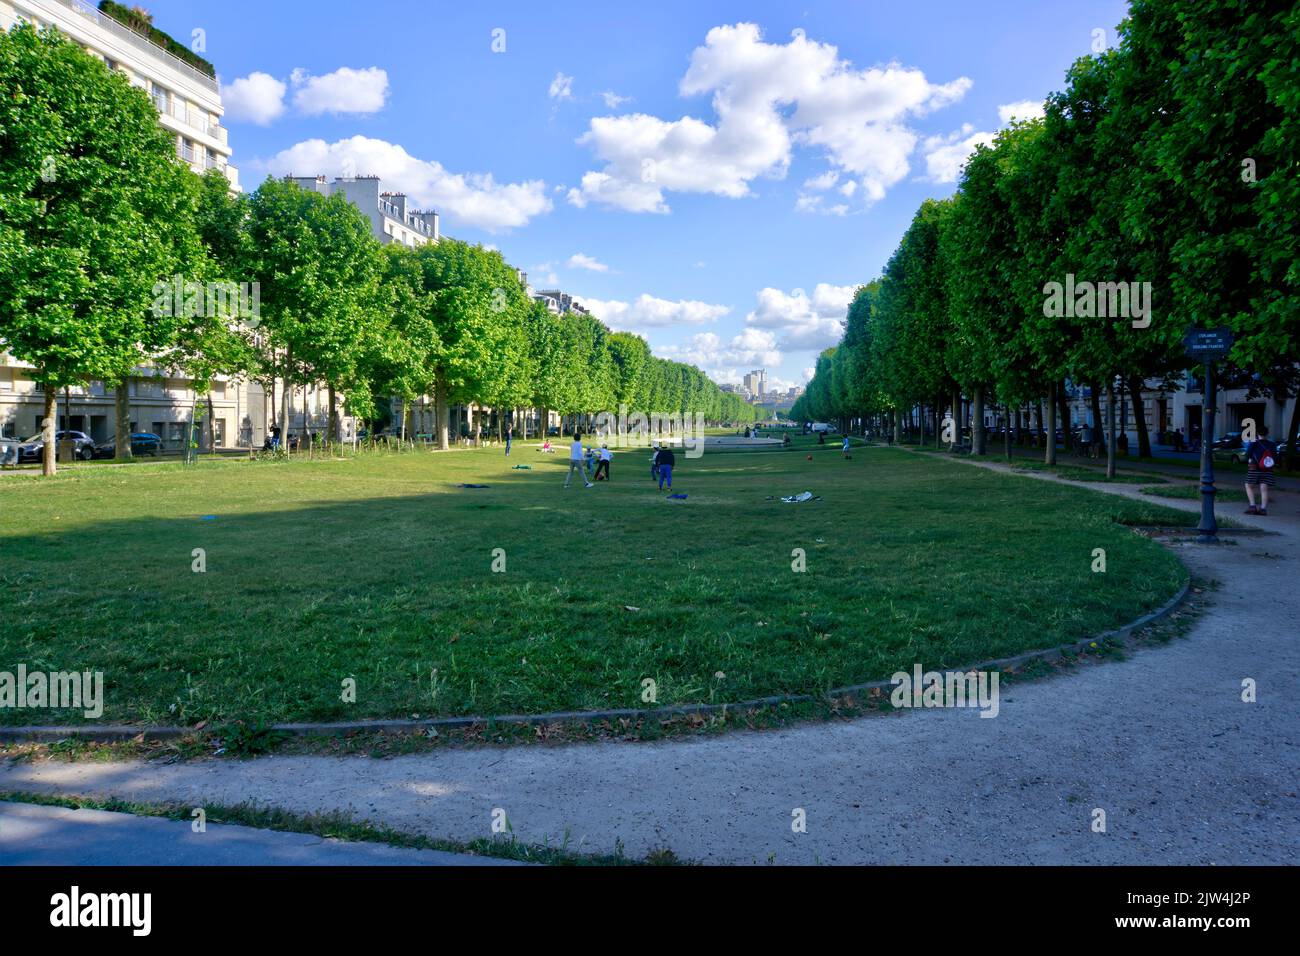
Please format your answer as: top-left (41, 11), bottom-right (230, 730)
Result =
top-left (54, 0), bottom-right (220, 93)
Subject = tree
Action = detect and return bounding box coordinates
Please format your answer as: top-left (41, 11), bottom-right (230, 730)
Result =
top-left (0, 24), bottom-right (206, 475)
top-left (244, 177), bottom-right (385, 451)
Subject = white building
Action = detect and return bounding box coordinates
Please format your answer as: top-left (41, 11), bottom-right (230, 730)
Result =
top-left (0, 0), bottom-right (259, 451)
top-left (1, 0), bottom-right (239, 190)
top-left (289, 175), bottom-right (439, 247)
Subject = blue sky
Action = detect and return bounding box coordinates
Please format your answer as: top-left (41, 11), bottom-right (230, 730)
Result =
top-left (150, 0), bottom-right (1130, 392)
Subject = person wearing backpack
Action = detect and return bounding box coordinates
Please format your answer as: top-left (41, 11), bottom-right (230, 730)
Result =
top-left (1244, 424), bottom-right (1279, 516)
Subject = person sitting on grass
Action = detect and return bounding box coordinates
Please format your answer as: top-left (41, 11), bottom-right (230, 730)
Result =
top-left (1244, 424), bottom-right (1279, 516)
top-left (564, 433), bottom-right (593, 489)
top-left (656, 444), bottom-right (676, 491)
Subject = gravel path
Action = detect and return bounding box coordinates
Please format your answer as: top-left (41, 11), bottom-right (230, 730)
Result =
top-left (4, 470), bottom-right (1296, 864)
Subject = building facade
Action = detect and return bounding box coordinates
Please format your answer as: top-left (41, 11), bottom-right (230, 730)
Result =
top-left (0, 0), bottom-right (263, 450)
top-left (1, 0), bottom-right (239, 190)
top-left (288, 175), bottom-right (439, 247)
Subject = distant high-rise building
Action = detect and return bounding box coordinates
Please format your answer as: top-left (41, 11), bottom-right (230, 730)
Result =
top-left (743, 369), bottom-right (767, 396)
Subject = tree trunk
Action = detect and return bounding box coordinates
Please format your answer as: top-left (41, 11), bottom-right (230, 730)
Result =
top-left (972, 386), bottom-right (985, 455)
top-left (115, 381), bottom-right (133, 462)
top-left (1106, 380), bottom-right (1117, 478)
top-left (1056, 382), bottom-right (1071, 448)
top-left (40, 386), bottom-right (57, 476)
top-left (1034, 400), bottom-right (1043, 448)
top-left (278, 348), bottom-right (292, 457)
top-left (892, 408), bottom-right (902, 443)
top-left (204, 394), bottom-right (215, 453)
top-left (327, 383), bottom-right (338, 445)
top-left (1286, 393), bottom-right (1300, 472)
top-left (1127, 375), bottom-right (1151, 458)
top-left (435, 372), bottom-right (450, 450)
top-left (1003, 405), bottom-right (1012, 459)
top-left (1089, 383), bottom-right (1104, 458)
top-left (1045, 384), bottom-right (1057, 465)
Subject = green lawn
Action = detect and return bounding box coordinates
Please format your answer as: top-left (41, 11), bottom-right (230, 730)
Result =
top-left (1140, 484), bottom-right (1251, 503)
top-left (0, 437), bottom-right (1190, 726)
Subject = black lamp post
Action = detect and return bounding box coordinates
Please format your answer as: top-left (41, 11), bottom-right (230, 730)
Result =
top-left (1185, 328), bottom-right (1233, 545)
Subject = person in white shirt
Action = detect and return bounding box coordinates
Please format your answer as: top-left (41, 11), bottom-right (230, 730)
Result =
top-left (595, 444), bottom-right (612, 481)
top-left (565, 433), bottom-right (593, 489)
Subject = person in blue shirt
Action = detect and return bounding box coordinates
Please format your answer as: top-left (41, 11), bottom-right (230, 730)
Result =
top-left (1244, 424), bottom-right (1279, 516)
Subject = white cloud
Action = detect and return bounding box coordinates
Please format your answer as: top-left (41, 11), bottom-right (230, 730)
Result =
top-left (601, 91), bottom-right (632, 109)
top-left (744, 283), bottom-right (857, 350)
top-left (567, 253), bottom-right (610, 272)
top-left (919, 102), bottom-right (1045, 185)
top-left (290, 67), bottom-right (389, 116)
top-left (549, 72), bottom-right (574, 100)
top-left (802, 170), bottom-right (839, 190)
top-left (221, 72), bottom-right (287, 125)
top-left (575, 293), bottom-right (730, 332)
top-left (258, 136), bottom-right (552, 232)
top-left (655, 328), bottom-right (783, 382)
top-left (921, 123), bottom-right (996, 183)
top-left (530, 262), bottom-right (561, 286)
top-left (998, 99), bottom-right (1045, 123)
top-left (568, 23), bottom-right (971, 212)
top-left (795, 193), bottom-right (849, 216)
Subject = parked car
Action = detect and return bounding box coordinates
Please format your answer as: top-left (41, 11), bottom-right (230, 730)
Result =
top-left (93, 432), bottom-right (163, 459)
top-left (17, 430), bottom-right (96, 462)
top-left (810, 422), bottom-right (833, 433)
top-left (1212, 431), bottom-right (1245, 463)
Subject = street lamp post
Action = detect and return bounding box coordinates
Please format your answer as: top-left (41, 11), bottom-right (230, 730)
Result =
top-left (1184, 328), bottom-right (1233, 545)
top-left (1196, 357), bottom-right (1218, 543)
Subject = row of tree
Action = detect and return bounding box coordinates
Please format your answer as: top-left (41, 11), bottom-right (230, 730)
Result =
top-left (0, 23), bottom-right (756, 475)
top-left (793, 0), bottom-right (1298, 470)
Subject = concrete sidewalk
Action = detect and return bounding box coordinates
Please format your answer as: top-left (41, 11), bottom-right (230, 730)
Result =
top-left (0, 801), bottom-right (520, 865)
top-left (2, 468), bottom-right (1295, 865)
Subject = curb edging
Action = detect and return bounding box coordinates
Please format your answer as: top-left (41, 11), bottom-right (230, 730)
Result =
top-left (0, 579), bottom-right (1193, 744)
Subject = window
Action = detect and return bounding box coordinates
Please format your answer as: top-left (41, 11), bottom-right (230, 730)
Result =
top-left (0, 369), bottom-right (11, 392)
top-left (210, 381), bottom-right (227, 399)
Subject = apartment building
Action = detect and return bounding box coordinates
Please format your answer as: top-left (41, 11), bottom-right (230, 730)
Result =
top-left (1, 0), bottom-right (239, 190)
top-left (289, 175), bottom-right (439, 247)
top-left (0, 0), bottom-right (256, 449)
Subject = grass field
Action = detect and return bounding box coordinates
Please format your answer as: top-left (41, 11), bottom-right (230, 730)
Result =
top-left (1140, 484), bottom-right (1251, 503)
top-left (0, 436), bottom-right (1191, 726)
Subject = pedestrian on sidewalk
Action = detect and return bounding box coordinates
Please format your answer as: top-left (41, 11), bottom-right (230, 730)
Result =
top-left (565, 433), bottom-right (593, 489)
top-left (656, 445), bottom-right (676, 490)
top-left (1244, 424), bottom-right (1279, 516)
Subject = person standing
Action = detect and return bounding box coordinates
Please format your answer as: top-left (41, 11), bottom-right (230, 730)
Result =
top-left (657, 444), bottom-right (676, 491)
top-left (505, 424), bottom-right (512, 456)
top-left (841, 435), bottom-right (851, 458)
top-left (1244, 424), bottom-right (1279, 516)
top-left (650, 442), bottom-right (661, 482)
top-left (565, 433), bottom-right (593, 489)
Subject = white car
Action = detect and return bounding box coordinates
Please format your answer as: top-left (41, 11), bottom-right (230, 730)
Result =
top-left (810, 422), bottom-right (832, 433)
